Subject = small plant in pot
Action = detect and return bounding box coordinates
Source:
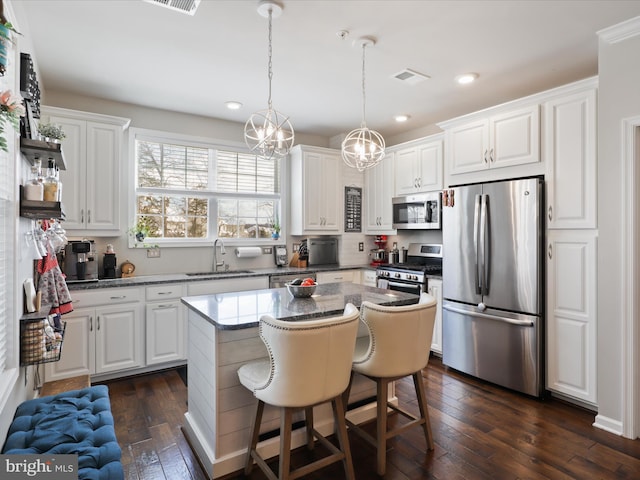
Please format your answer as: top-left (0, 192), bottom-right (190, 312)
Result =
top-left (129, 216), bottom-right (155, 244)
top-left (0, 22), bottom-right (19, 77)
top-left (270, 217), bottom-right (280, 239)
top-left (37, 123), bottom-right (66, 143)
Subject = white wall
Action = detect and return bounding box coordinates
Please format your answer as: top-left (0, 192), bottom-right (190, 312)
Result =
top-left (596, 18), bottom-right (640, 435)
top-left (0, 0), bottom-right (45, 444)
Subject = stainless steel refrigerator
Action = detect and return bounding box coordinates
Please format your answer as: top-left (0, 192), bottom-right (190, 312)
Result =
top-left (442, 177), bottom-right (543, 397)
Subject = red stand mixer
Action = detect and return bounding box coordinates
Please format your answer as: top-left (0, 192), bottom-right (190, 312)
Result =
top-left (370, 235), bottom-right (388, 266)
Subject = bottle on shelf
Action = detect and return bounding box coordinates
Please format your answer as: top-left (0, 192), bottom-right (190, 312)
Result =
top-left (43, 159), bottom-right (59, 202)
top-left (23, 160), bottom-right (43, 201)
top-left (54, 164), bottom-right (62, 202)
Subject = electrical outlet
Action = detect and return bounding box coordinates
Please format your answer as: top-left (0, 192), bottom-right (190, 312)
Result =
top-left (358, 242), bottom-right (364, 252)
top-left (147, 247), bottom-right (161, 258)
top-left (263, 247), bottom-right (273, 254)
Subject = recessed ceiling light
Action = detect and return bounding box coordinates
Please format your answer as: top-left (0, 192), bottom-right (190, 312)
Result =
top-left (394, 114), bottom-right (410, 123)
top-left (455, 73), bottom-right (478, 85)
top-left (225, 101), bottom-right (243, 110)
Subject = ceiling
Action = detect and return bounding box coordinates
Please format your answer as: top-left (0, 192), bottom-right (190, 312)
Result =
top-left (14, 0), bottom-right (640, 142)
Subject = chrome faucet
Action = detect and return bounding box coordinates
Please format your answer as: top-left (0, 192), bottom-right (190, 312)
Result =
top-left (213, 238), bottom-right (226, 272)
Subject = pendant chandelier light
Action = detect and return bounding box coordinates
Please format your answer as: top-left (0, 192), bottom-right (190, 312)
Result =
top-left (341, 37), bottom-right (385, 171)
top-left (244, 0), bottom-right (294, 160)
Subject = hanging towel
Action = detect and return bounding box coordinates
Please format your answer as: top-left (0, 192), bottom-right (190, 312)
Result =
top-left (37, 241), bottom-right (74, 316)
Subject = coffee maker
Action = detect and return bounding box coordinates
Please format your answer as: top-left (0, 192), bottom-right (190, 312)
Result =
top-left (63, 240), bottom-right (98, 282)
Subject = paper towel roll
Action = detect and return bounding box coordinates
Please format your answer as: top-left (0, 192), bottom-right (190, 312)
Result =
top-left (235, 247), bottom-right (263, 258)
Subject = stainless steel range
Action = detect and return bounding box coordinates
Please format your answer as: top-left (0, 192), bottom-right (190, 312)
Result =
top-left (376, 243), bottom-right (442, 296)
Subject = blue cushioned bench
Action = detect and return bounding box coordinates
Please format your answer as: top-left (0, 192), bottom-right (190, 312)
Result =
top-left (1, 385), bottom-right (124, 480)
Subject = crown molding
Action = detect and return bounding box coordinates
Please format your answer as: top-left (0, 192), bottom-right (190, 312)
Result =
top-left (598, 16), bottom-right (640, 44)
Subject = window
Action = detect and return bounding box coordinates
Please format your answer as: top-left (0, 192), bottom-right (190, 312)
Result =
top-left (133, 130), bottom-right (281, 244)
top-left (0, 147), bottom-right (17, 410)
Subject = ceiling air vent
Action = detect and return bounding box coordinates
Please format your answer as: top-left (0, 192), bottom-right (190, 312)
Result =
top-left (392, 68), bottom-right (430, 85)
top-left (143, 0), bottom-right (201, 16)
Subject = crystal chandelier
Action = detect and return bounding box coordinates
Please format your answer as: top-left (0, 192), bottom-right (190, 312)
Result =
top-left (342, 37), bottom-right (385, 171)
top-left (244, 0), bottom-right (294, 160)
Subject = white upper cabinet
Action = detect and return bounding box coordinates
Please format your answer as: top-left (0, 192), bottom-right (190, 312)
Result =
top-left (290, 145), bottom-right (341, 235)
top-left (41, 106), bottom-right (130, 234)
top-left (544, 88), bottom-right (597, 229)
top-left (394, 136), bottom-right (443, 195)
top-left (365, 155), bottom-right (395, 233)
top-left (445, 104), bottom-right (540, 175)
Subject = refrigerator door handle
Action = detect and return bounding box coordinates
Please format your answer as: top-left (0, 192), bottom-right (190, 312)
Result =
top-left (443, 304), bottom-right (535, 327)
top-left (479, 194), bottom-right (489, 295)
top-left (474, 194), bottom-right (482, 294)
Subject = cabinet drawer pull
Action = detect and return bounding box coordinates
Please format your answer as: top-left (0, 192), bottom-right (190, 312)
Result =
top-left (156, 304), bottom-right (173, 309)
top-left (157, 291), bottom-right (173, 295)
top-left (110, 295), bottom-right (127, 299)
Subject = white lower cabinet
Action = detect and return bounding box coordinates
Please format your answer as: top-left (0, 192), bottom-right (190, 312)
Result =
top-left (44, 308), bottom-right (94, 380)
top-left (45, 302), bottom-right (143, 381)
top-left (45, 287), bottom-right (143, 382)
top-left (361, 269), bottom-right (377, 288)
top-left (145, 284), bottom-right (187, 365)
top-left (316, 270), bottom-right (361, 284)
top-left (94, 304), bottom-right (144, 374)
top-left (546, 230), bottom-right (597, 405)
top-left (427, 278), bottom-right (443, 354)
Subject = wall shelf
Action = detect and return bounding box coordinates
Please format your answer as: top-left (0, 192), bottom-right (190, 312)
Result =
top-left (19, 186), bottom-right (65, 220)
top-left (20, 137), bottom-right (66, 171)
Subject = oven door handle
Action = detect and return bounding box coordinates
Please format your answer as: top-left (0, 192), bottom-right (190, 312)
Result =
top-left (387, 280), bottom-right (423, 291)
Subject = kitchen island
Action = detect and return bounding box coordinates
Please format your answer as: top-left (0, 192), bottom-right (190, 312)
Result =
top-left (181, 282), bottom-right (419, 479)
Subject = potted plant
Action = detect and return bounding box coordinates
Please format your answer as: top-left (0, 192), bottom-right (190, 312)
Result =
top-left (37, 123), bottom-right (66, 143)
top-left (0, 89), bottom-right (24, 152)
top-left (129, 216), bottom-right (155, 243)
top-left (270, 215), bottom-right (281, 240)
top-left (0, 21), bottom-right (19, 77)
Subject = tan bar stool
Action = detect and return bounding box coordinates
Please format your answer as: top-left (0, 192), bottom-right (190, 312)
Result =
top-left (344, 292), bottom-right (437, 475)
top-left (238, 304), bottom-right (360, 480)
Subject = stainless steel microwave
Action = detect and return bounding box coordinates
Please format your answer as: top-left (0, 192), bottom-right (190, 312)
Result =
top-left (392, 192), bottom-right (442, 230)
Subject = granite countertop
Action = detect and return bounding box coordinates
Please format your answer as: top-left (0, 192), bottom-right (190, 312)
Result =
top-left (181, 282), bottom-right (420, 330)
top-left (66, 264), bottom-right (375, 291)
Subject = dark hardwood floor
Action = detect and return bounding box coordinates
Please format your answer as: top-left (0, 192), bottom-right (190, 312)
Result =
top-left (101, 358), bottom-right (640, 479)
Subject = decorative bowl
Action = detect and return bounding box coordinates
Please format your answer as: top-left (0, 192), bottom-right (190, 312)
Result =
top-left (286, 282), bottom-right (317, 298)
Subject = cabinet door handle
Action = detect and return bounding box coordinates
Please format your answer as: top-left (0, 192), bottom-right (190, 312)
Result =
top-left (110, 295), bottom-right (126, 300)
top-left (489, 148), bottom-right (495, 163)
top-left (548, 205), bottom-right (553, 222)
top-left (81, 209), bottom-right (84, 223)
top-left (97, 316), bottom-right (100, 330)
top-left (89, 316), bottom-right (93, 331)
top-left (417, 177), bottom-right (422, 187)
top-left (548, 244), bottom-right (553, 259)
top-left (483, 149), bottom-right (488, 163)
top-left (88, 210), bottom-right (91, 224)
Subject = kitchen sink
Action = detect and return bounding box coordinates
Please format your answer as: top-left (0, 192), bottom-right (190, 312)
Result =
top-left (186, 270), bottom-right (254, 276)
